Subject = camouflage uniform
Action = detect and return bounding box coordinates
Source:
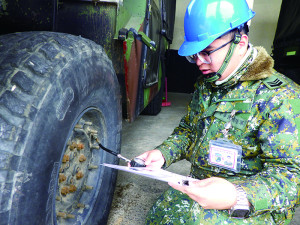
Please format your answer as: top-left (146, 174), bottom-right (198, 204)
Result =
top-left (146, 47), bottom-right (300, 224)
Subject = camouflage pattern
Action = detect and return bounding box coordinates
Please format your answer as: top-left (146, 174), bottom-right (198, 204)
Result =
top-left (146, 47), bottom-right (300, 224)
top-left (146, 187), bottom-right (279, 224)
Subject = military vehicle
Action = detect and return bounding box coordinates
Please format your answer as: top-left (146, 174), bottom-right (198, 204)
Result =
top-left (0, 0), bottom-right (176, 224)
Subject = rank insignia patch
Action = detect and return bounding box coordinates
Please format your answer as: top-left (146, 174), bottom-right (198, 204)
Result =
top-left (262, 74), bottom-right (287, 90)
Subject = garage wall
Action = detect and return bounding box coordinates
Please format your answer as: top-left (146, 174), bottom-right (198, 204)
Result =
top-left (250, 0), bottom-right (282, 53)
top-left (170, 0), bottom-right (282, 54)
top-left (170, 0), bottom-right (189, 51)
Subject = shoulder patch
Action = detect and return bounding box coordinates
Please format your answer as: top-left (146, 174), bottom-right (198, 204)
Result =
top-left (262, 74), bottom-right (288, 90)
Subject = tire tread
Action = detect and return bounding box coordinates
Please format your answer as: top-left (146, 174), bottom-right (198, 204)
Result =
top-left (0, 31), bottom-right (115, 223)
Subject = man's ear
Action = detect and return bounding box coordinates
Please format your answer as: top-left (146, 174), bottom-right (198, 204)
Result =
top-left (238, 34), bottom-right (249, 55)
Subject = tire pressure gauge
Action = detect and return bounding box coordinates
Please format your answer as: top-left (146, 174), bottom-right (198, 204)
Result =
top-left (96, 140), bottom-right (146, 167)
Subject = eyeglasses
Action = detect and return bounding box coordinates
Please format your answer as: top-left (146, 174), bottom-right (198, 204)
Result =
top-left (186, 38), bottom-right (234, 64)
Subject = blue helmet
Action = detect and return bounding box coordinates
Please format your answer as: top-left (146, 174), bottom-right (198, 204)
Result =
top-left (178, 0), bottom-right (255, 56)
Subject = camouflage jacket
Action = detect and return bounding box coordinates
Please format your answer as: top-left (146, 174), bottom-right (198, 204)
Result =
top-left (157, 47), bottom-right (300, 222)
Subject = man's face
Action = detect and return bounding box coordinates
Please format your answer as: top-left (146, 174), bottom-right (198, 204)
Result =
top-left (195, 35), bottom-right (242, 81)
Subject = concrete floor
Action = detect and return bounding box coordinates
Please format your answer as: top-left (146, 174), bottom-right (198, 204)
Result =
top-left (107, 92), bottom-right (300, 225)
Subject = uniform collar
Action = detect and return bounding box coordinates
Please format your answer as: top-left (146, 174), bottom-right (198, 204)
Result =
top-left (240, 46), bottom-right (274, 81)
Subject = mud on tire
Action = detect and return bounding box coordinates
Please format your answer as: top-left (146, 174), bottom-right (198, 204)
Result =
top-left (0, 31), bottom-right (122, 225)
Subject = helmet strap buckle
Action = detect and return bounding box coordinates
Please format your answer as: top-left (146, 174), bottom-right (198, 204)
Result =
top-left (204, 73), bottom-right (222, 83)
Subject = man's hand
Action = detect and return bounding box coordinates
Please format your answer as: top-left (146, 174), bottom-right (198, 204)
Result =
top-left (135, 149), bottom-right (165, 169)
top-left (169, 177), bottom-right (239, 210)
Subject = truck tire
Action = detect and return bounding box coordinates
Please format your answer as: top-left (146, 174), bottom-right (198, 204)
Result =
top-left (0, 31), bottom-right (122, 225)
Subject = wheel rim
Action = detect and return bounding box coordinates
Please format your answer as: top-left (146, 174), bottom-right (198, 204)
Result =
top-left (54, 108), bottom-right (108, 224)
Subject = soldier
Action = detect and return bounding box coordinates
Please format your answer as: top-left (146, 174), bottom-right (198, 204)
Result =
top-left (136, 0), bottom-right (300, 224)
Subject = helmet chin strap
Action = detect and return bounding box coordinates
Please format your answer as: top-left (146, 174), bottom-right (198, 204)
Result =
top-left (204, 34), bottom-right (241, 83)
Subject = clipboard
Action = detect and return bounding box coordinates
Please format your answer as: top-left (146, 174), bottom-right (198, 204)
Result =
top-left (101, 163), bottom-right (198, 186)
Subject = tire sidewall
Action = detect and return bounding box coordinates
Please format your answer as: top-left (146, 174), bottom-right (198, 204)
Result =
top-left (12, 47), bottom-right (121, 224)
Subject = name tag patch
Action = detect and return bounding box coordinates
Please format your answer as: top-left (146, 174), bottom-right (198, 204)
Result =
top-left (214, 112), bottom-right (249, 130)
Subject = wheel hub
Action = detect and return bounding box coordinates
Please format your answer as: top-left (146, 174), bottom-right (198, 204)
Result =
top-left (55, 109), bottom-right (106, 224)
